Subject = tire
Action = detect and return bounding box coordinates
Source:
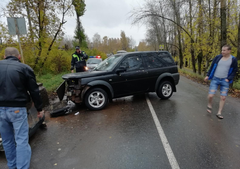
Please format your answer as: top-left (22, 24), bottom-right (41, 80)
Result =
top-left (84, 88), bottom-right (108, 110)
top-left (157, 81), bottom-right (173, 99)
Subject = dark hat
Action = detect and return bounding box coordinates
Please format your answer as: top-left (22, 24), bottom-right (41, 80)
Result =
top-left (75, 46), bottom-right (80, 50)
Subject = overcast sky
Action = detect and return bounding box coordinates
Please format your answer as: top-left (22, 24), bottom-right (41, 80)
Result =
top-left (65, 0), bottom-right (147, 45)
top-left (1, 0), bottom-right (147, 45)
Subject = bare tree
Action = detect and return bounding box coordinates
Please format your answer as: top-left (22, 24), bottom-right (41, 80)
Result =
top-left (92, 33), bottom-right (101, 49)
top-left (221, 0), bottom-right (227, 47)
top-left (130, 0), bottom-right (189, 68)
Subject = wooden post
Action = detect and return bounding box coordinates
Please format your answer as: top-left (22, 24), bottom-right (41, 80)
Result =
top-left (14, 18), bottom-right (24, 63)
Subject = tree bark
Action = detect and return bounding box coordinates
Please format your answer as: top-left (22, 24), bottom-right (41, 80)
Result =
top-left (33, 0), bottom-right (45, 69)
top-left (197, 52), bottom-right (203, 75)
top-left (189, 0), bottom-right (196, 73)
top-left (178, 28), bottom-right (183, 68)
top-left (159, 2), bottom-right (168, 51)
top-left (221, 0), bottom-right (227, 48)
top-left (25, 0), bottom-right (34, 43)
top-left (197, 0), bottom-right (203, 75)
top-left (237, 12), bottom-right (240, 60)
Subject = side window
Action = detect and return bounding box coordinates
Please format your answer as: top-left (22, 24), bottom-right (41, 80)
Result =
top-left (120, 55), bottom-right (144, 71)
top-left (158, 52), bottom-right (175, 66)
top-left (145, 53), bottom-right (164, 69)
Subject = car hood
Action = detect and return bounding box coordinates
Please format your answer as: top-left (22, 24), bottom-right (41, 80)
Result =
top-left (62, 71), bottom-right (109, 80)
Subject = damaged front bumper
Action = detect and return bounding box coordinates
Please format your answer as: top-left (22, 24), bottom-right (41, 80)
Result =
top-left (57, 79), bottom-right (87, 104)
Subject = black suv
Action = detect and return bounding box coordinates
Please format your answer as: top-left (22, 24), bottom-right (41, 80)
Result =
top-left (57, 51), bottom-right (179, 110)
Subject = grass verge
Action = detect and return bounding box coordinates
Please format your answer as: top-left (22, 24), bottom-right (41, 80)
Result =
top-left (179, 68), bottom-right (240, 98)
top-left (233, 80), bottom-right (240, 90)
top-left (36, 72), bottom-right (68, 93)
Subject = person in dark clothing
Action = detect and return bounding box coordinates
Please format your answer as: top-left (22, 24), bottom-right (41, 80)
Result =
top-left (71, 46), bottom-right (88, 73)
top-left (0, 47), bottom-right (44, 169)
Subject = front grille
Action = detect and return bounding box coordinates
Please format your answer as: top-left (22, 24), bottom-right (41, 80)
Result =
top-left (67, 79), bottom-right (81, 90)
top-left (68, 79), bottom-right (77, 85)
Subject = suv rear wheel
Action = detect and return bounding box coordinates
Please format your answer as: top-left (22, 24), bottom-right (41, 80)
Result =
top-left (157, 81), bottom-right (173, 99)
top-left (84, 88), bottom-right (108, 110)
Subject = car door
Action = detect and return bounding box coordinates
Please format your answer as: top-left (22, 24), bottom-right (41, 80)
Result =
top-left (143, 52), bottom-right (167, 91)
top-left (112, 54), bottom-right (148, 97)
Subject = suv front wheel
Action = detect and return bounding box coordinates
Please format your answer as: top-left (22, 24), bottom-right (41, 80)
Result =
top-left (84, 88), bottom-right (108, 110)
top-left (157, 81), bottom-right (173, 99)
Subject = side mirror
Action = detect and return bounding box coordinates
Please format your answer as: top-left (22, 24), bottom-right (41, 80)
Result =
top-left (116, 65), bottom-right (127, 74)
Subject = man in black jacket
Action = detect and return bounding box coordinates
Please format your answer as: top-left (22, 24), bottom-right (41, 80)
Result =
top-left (0, 47), bottom-right (44, 169)
top-left (71, 46), bottom-right (88, 73)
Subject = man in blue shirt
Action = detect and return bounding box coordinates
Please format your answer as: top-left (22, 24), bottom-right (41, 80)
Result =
top-left (204, 45), bottom-right (238, 119)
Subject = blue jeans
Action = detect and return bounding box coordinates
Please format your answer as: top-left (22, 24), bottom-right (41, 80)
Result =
top-left (0, 107), bottom-right (31, 169)
top-left (209, 76), bottom-right (230, 96)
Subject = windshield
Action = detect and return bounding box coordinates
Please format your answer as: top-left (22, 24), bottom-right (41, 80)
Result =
top-left (87, 59), bottom-right (102, 64)
top-left (94, 54), bottom-right (124, 71)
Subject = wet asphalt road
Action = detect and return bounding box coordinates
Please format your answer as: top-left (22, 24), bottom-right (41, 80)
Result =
top-left (1, 75), bottom-right (240, 169)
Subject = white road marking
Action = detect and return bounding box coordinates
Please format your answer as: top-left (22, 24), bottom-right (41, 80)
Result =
top-left (146, 95), bottom-right (180, 169)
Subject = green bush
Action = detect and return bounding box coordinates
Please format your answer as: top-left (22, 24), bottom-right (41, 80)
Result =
top-left (0, 43), bottom-right (108, 76)
top-left (80, 48), bottom-right (107, 60)
top-left (36, 71), bottom-right (68, 92)
top-left (233, 81), bottom-right (240, 90)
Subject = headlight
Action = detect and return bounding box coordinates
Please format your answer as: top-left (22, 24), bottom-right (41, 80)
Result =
top-left (84, 66), bottom-right (89, 71)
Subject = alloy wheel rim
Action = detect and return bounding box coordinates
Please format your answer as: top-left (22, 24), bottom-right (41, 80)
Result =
top-left (162, 84), bottom-right (172, 97)
top-left (88, 91), bottom-right (105, 108)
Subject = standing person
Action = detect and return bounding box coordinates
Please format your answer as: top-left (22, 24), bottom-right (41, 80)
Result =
top-left (204, 45), bottom-right (238, 119)
top-left (71, 46), bottom-right (88, 73)
top-left (0, 47), bottom-right (44, 169)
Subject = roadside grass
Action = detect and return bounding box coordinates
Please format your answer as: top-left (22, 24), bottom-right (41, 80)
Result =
top-left (179, 68), bottom-right (240, 98)
top-left (179, 68), bottom-right (209, 84)
top-left (233, 81), bottom-right (240, 90)
top-left (36, 72), bottom-right (68, 93)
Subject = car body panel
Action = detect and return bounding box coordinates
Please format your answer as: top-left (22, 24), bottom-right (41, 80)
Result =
top-left (56, 81), bottom-right (65, 101)
top-left (62, 71), bottom-right (109, 80)
top-left (86, 58), bottom-right (102, 71)
top-left (111, 69), bottom-right (149, 97)
top-left (154, 72), bottom-right (179, 92)
top-left (87, 80), bottom-right (114, 98)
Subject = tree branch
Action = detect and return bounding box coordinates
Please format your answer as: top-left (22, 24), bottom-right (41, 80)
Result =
top-left (228, 36), bottom-right (237, 47)
top-left (131, 9), bottom-right (194, 43)
top-left (40, 0), bottom-right (72, 68)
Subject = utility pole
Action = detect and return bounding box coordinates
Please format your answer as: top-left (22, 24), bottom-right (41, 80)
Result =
top-left (7, 17), bottom-right (27, 63)
top-left (14, 18), bottom-right (24, 63)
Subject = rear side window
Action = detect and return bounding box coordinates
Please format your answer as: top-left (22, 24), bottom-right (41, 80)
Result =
top-left (158, 52), bottom-right (175, 66)
top-left (144, 53), bottom-right (164, 69)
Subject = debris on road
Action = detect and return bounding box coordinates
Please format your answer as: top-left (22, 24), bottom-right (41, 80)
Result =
top-left (50, 100), bottom-right (75, 117)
